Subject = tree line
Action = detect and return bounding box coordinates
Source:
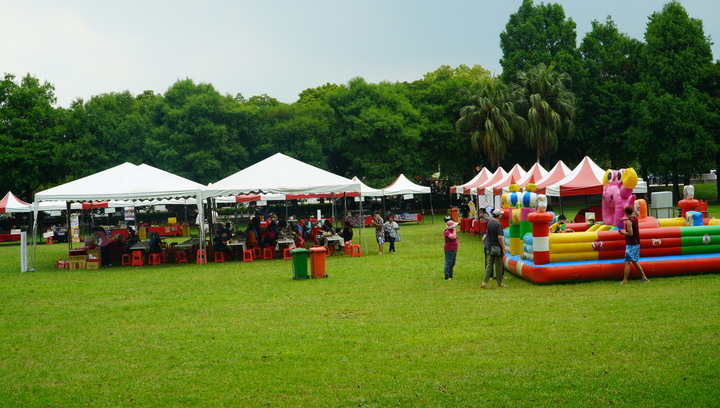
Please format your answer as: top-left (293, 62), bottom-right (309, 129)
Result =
top-left (1, 0), bottom-right (718, 203)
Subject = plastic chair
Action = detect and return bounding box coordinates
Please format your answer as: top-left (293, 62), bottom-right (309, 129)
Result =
top-left (148, 253), bottom-right (162, 266)
top-left (351, 244), bottom-right (362, 258)
top-left (243, 250), bottom-right (254, 262)
top-left (121, 254), bottom-right (131, 266)
top-left (262, 248), bottom-right (274, 260)
top-left (196, 249), bottom-right (207, 265)
top-left (283, 248), bottom-right (292, 260)
top-left (175, 251), bottom-right (188, 263)
top-left (214, 252), bottom-right (226, 263)
top-left (131, 251), bottom-right (144, 266)
top-left (343, 241), bottom-right (353, 255)
top-left (252, 247), bottom-right (261, 258)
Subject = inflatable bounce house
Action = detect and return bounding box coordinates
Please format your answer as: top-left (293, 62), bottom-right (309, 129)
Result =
top-left (500, 169), bottom-right (720, 283)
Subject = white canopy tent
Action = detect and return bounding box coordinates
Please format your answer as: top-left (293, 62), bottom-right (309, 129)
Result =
top-left (382, 174), bottom-right (431, 195)
top-left (31, 163), bottom-right (207, 271)
top-left (203, 153), bottom-right (360, 197)
top-left (381, 174), bottom-right (434, 220)
top-left (351, 176), bottom-right (384, 197)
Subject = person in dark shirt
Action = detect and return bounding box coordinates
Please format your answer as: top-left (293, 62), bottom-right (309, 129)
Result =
top-left (618, 205), bottom-right (649, 284)
top-left (482, 209), bottom-right (507, 288)
top-left (341, 221), bottom-right (353, 243)
top-left (214, 230), bottom-right (233, 260)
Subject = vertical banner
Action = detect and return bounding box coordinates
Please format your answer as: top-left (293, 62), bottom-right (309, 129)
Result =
top-left (20, 232), bottom-right (27, 272)
top-left (71, 214), bottom-right (81, 243)
top-left (124, 206), bottom-right (136, 221)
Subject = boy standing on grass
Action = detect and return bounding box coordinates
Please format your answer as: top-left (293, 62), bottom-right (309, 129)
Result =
top-left (443, 220), bottom-right (459, 280)
top-left (618, 205), bottom-right (650, 284)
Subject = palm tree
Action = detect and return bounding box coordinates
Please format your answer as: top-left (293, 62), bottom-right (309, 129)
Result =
top-left (455, 76), bottom-right (525, 168)
top-left (515, 63), bottom-right (576, 163)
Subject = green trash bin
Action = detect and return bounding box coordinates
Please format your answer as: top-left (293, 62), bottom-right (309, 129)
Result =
top-left (290, 248), bottom-right (309, 280)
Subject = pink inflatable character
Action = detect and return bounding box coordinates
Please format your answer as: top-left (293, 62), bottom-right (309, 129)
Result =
top-left (602, 168), bottom-right (638, 228)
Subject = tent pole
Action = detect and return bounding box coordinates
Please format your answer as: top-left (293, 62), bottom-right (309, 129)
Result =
top-left (66, 201), bottom-right (72, 252)
top-left (560, 196), bottom-right (565, 216)
top-left (198, 192), bottom-right (206, 264)
top-left (429, 191), bottom-right (434, 224)
top-left (360, 198), bottom-right (365, 252)
top-left (30, 201), bottom-right (38, 272)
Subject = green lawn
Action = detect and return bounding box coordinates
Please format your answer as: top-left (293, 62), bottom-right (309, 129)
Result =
top-left (1, 217), bottom-right (719, 407)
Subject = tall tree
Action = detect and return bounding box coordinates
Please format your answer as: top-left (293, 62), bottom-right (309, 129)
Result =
top-left (514, 63), bottom-right (576, 164)
top-left (150, 79), bottom-right (250, 184)
top-left (0, 74), bottom-right (66, 200)
top-left (406, 65), bottom-right (491, 181)
top-left (576, 17), bottom-right (642, 167)
top-left (455, 76), bottom-right (524, 168)
top-left (629, 1), bottom-right (716, 201)
top-left (326, 77), bottom-right (424, 186)
top-left (64, 91), bottom-right (154, 179)
top-left (499, 0), bottom-right (582, 89)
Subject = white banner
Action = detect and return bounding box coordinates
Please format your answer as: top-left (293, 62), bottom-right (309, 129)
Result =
top-left (20, 232), bottom-right (27, 272)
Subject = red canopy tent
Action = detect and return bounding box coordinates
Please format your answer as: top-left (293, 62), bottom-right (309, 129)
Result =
top-left (496, 162), bottom-right (548, 195)
top-left (464, 167), bottom-right (506, 195)
top-left (533, 160), bottom-right (572, 195)
top-left (0, 192), bottom-right (31, 213)
top-left (450, 168), bottom-right (492, 194)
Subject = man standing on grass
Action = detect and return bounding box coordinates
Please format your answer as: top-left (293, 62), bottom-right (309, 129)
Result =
top-left (618, 205), bottom-right (649, 284)
top-left (482, 209), bottom-right (506, 288)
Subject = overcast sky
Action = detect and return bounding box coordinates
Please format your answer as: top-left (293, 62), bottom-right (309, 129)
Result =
top-left (2, 0), bottom-right (718, 107)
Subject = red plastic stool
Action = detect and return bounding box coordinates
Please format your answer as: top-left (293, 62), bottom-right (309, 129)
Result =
top-left (343, 241), bottom-right (353, 255)
top-left (243, 250), bottom-right (254, 262)
top-left (252, 247), bottom-right (261, 258)
top-left (196, 249), bottom-right (207, 264)
top-left (283, 248), bottom-right (292, 260)
top-left (121, 254), bottom-right (131, 266)
top-left (175, 251), bottom-right (188, 263)
top-left (45, 236), bottom-right (54, 244)
top-left (262, 248), bottom-right (274, 260)
top-left (131, 251), bottom-right (144, 266)
top-left (148, 253), bottom-right (162, 266)
top-left (351, 244), bottom-right (362, 258)
top-left (214, 252), bottom-right (226, 263)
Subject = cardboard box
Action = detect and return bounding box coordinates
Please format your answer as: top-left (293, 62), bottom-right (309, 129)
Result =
top-left (87, 249), bottom-right (102, 264)
top-left (69, 255), bottom-right (87, 261)
top-left (86, 259), bottom-right (100, 270)
top-left (68, 260), bottom-right (86, 270)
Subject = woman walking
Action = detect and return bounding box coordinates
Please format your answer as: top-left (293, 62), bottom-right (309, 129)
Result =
top-left (383, 215), bottom-right (400, 253)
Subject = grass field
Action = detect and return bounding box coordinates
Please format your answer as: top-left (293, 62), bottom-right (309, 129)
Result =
top-left (1, 216), bottom-right (719, 407)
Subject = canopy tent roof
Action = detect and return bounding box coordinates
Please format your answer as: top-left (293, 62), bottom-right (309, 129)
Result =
top-left (499, 162), bottom-right (549, 195)
top-left (545, 156), bottom-right (647, 197)
top-left (351, 176), bottom-right (384, 197)
top-left (0, 192), bottom-right (31, 213)
top-left (481, 164), bottom-right (526, 197)
top-left (469, 167), bottom-right (507, 195)
top-left (534, 160), bottom-right (572, 195)
top-left (450, 168), bottom-right (492, 195)
top-left (382, 174), bottom-right (431, 195)
top-left (203, 153), bottom-right (360, 198)
top-left (35, 163), bottom-right (206, 202)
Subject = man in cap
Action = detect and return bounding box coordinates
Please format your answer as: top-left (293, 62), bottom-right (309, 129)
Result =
top-left (482, 209), bottom-right (507, 288)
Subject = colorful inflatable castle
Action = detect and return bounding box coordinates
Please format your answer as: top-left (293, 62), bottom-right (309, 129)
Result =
top-left (501, 169), bottom-right (720, 283)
